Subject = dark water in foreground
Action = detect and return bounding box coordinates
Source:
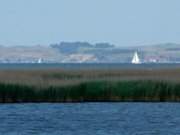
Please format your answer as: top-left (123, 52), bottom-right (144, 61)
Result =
top-left (0, 103), bottom-right (180, 135)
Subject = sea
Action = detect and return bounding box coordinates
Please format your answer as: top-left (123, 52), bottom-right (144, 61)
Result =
top-left (1, 63), bottom-right (180, 70)
top-left (0, 103), bottom-right (180, 135)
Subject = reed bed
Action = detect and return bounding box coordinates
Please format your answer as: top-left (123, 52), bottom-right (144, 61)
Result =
top-left (0, 68), bottom-right (180, 102)
top-left (0, 80), bottom-right (180, 103)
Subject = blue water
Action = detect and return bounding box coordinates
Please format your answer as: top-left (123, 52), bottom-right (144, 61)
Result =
top-left (0, 103), bottom-right (180, 135)
top-left (1, 63), bottom-right (180, 70)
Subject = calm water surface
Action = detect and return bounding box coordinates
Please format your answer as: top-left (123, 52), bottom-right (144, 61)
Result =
top-left (0, 103), bottom-right (180, 135)
top-left (1, 63), bottom-right (180, 70)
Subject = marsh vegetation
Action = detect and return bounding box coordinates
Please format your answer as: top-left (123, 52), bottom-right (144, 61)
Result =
top-left (0, 68), bottom-right (180, 102)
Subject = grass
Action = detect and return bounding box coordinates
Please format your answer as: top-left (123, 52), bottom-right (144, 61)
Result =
top-left (0, 68), bottom-right (180, 102)
top-left (0, 80), bottom-right (180, 103)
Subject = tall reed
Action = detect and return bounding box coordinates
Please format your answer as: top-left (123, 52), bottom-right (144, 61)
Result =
top-left (0, 80), bottom-right (180, 103)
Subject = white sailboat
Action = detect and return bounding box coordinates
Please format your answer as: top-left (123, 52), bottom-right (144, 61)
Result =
top-left (131, 52), bottom-right (141, 64)
top-left (38, 58), bottom-right (42, 64)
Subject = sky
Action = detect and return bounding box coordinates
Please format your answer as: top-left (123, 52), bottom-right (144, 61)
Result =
top-left (0, 0), bottom-right (180, 46)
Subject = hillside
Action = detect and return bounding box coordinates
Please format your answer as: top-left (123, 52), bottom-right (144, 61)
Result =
top-left (0, 42), bottom-right (180, 63)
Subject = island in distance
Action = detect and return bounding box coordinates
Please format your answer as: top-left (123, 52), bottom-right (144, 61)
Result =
top-left (0, 42), bottom-right (179, 63)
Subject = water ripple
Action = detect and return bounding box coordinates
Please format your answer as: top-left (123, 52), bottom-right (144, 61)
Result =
top-left (0, 103), bottom-right (180, 135)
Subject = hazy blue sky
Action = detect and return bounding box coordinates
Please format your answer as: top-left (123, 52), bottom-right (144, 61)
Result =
top-left (0, 0), bottom-right (180, 46)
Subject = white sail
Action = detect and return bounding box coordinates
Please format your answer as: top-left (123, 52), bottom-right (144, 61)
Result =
top-left (38, 58), bottom-right (42, 64)
top-left (131, 52), bottom-right (141, 64)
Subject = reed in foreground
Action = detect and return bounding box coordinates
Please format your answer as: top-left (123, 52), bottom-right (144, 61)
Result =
top-left (0, 80), bottom-right (180, 103)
